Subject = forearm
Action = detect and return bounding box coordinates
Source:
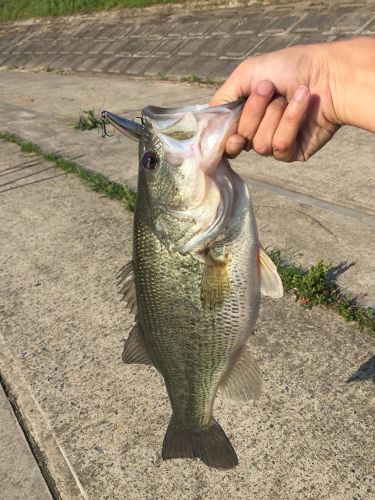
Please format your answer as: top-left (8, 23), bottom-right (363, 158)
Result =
top-left (328, 37), bottom-right (375, 132)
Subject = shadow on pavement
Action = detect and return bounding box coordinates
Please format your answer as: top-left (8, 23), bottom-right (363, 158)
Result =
top-left (346, 355), bottom-right (375, 384)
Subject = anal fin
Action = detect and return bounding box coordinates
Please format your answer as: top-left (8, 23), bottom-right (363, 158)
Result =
top-left (220, 345), bottom-right (262, 402)
top-left (122, 324), bottom-right (153, 365)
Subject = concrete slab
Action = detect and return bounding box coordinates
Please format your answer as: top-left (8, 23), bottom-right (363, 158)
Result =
top-left (0, 384), bottom-right (52, 500)
top-left (0, 140), bottom-right (374, 500)
top-left (0, 69), bottom-right (374, 307)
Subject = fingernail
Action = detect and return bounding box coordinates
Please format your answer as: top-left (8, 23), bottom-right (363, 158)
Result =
top-left (294, 85), bottom-right (309, 102)
top-left (256, 80), bottom-right (274, 98)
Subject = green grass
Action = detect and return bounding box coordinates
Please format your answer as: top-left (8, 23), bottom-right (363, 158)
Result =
top-left (0, 130), bottom-right (374, 337)
top-left (0, 131), bottom-right (136, 211)
top-left (180, 74), bottom-right (215, 85)
top-left (0, 0), bottom-right (184, 22)
top-left (70, 110), bottom-right (103, 131)
top-left (268, 250), bottom-right (375, 337)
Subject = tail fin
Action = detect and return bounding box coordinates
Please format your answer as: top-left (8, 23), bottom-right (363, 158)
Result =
top-left (162, 417), bottom-right (238, 469)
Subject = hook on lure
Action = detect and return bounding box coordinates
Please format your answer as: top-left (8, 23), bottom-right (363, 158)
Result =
top-left (98, 111), bottom-right (115, 139)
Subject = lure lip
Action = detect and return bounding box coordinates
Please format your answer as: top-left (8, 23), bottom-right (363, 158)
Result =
top-left (101, 110), bottom-right (144, 140)
top-left (143, 98), bottom-right (246, 121)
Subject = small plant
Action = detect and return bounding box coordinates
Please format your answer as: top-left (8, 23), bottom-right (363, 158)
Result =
top-left (70, 110), bottom-right (103, 131)
top-left (180, 74), bottom-right (215, 85)
top-left (268, 249), bottom-right (375, 337)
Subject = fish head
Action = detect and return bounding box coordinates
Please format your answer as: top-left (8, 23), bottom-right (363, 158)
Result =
top-left (102, 99), bottom-right (244, 252)
top-left (102, 101), bottom-right (244, 209)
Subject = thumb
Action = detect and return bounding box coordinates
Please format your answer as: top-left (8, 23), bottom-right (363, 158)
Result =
top-left (209, 60), bottom-right (255, 106)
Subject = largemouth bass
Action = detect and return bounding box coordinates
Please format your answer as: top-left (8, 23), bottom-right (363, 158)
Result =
top-left (102, 100), bottom-right (283, 469)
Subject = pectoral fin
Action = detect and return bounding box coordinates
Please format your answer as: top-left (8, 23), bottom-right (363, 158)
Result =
top-left (117, 261), bottom-right (137, 315)
top-left (201, 245), bottom-right (230, 310)
top-left (122, 324), bottom-right (153, 365)
top-left (258, 247), bottom-right (283, 298)
top-left (220, 345), bottom-right (262, 402)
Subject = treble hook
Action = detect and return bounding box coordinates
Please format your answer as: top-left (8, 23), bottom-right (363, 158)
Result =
top-left (98, 112), bottom-right (115, 139)
top-left (133, 115), bottom-right (145, 126)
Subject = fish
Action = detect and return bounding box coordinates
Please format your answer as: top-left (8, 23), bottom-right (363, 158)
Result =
top-left (101, 99), bottom-right (283, 469)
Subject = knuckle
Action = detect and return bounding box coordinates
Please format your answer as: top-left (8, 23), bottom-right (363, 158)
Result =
top-left (253, 139), bottom-right (272, 156)
top-left (247, 105), bottom-right (266, 119)
top-left (271, 96), bottom-right (288, 112)
top-left (272, 138), bottom-right (290, 155)
top-left (283, 111), bottom-right (299, 125)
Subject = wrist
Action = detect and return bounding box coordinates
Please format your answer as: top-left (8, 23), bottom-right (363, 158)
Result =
top-left (327, 37), bottom-right (375, 132)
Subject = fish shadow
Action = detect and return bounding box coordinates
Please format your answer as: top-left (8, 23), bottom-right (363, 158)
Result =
top-left (346, 355), bottom-right (375, 384)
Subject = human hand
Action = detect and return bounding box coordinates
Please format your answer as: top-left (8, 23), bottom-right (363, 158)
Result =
top-left (210, 43), bottom-right (341, 162)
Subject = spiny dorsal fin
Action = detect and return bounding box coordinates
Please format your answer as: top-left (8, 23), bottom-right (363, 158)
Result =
top-left (122, 324), bottom-right (153, 365)
top-left (117, 261), bottom-right (137, 315)
top-left (220, 345), bottom-right (262, 402)
top-left (258, 247), bottom-right (283, 298)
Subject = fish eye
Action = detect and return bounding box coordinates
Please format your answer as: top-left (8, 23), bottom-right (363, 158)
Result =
top-left (142, 151), bottom-right (159, 171)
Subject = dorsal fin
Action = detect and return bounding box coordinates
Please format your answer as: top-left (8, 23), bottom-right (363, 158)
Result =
top-left (258, 247), bottom-right (283, 298)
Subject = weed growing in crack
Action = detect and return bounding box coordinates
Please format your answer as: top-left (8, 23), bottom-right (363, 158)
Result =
top-left (180, 74), bottom-right (215, 85)
top-left (268, 249), bottom-right (375, 337)
top-left (70, 110), bottom-right (103, 131)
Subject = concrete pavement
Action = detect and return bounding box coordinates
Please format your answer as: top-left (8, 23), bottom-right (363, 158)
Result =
top-left (1, 138), bottom-right (374, 499)
top-left (1, 69), bottom-right (374, 308)
top-left (0, 1), bottom-right (375, 498)
top-left (0, 383), bottom-right (52, 500)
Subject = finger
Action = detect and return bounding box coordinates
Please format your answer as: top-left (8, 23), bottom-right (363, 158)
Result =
top-left (224, 134), bottom-right (246, 158)
top-left (272, 85), bottom-right (310, 162)
top-left (237, 80), bottom-right (275, 144)
top-left (252, 96), bottom-right (288, 156)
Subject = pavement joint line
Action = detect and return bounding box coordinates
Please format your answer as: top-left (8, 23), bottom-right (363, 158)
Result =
top-left (1, 130), bottom-right (374, 338)
top-left (0, 337), bottom-right (87, 500)
top-left (0, 373), bottom-right (60, 500)
top-left (247, 177), bottom-right (375, 226)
